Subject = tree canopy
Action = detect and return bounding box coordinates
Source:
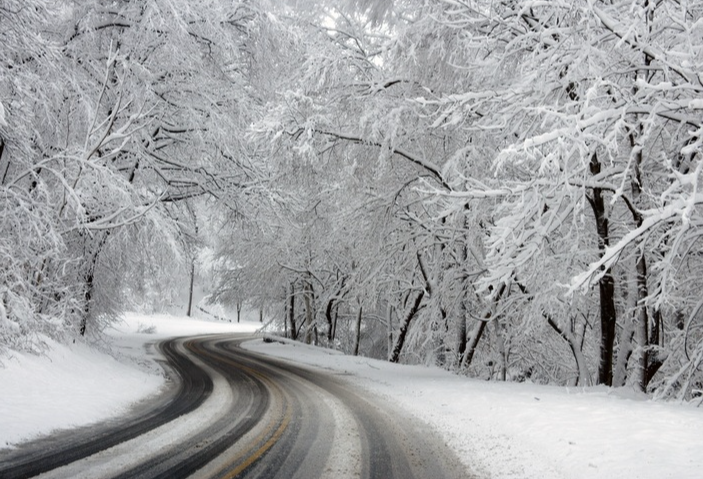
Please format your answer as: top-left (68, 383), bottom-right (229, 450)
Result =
top-left (2, 0), bottom-right (702, 400)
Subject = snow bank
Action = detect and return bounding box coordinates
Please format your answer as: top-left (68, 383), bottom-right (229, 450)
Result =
top-left (0, 336), bottom-right (162, 449)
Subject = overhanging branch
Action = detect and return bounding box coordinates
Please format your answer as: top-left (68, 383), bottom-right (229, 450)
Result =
top-left (315, 129), bottom-right (452, 191)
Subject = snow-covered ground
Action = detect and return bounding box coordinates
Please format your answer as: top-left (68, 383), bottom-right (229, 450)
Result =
top-left (1, 313), bottom-right (701, 479)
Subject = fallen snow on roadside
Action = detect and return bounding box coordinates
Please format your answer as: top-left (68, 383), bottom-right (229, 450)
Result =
top-left (243, 337), bottom-right (703, 479)
top-left (0, 313), bottom-right (258, 449)
top-left (0, 336), bottom-right (162, 450)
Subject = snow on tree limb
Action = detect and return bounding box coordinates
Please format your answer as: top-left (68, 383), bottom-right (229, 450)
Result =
top-left (315, 129), bottom-right (452, 190)
top-left (569, 193), bottom-right (703, 295)
top-left (588, 1), bottom-right (701, 90)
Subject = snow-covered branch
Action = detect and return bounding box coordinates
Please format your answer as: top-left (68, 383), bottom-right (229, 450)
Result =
top-left (569, 194), bottom-right (703, 294)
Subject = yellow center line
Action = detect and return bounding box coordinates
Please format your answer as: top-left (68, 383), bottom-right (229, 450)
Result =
top-left (184, 339), bottom-right (293, 479)
top-left (220, 400), bottom-right (293, 479)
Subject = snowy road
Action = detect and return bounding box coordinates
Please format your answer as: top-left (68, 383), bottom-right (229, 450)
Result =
top-left (0, 334), bottom-right (468, 479)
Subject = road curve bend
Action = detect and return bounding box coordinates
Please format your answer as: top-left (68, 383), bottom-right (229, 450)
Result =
top-left (0, 334), bottom-right (471, 479)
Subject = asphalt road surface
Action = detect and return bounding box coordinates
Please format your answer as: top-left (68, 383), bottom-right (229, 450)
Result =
top-left (0, 334), bottom-right (471, 479)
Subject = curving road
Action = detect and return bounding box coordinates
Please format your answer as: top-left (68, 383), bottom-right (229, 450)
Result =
top-left (0, 335), bottom-right (470, 479)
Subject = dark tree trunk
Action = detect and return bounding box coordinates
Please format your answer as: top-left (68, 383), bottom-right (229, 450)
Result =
top-left (303, 281), bottom-right (314, 344)
top-left (546, 315), bottom-right (592, 386)
top-left (651, 308), bottom-right (662, 347)
top-left (461, 319), bottom-right (486, 370)
top-left (0, 139), bottom-right (10, 185)
top-left (186, 213), bottom-right (198, 317)
top-left (493, 320), bottom-right (507, 381)
top-left (325, 298), bottom-right (335, 342)
top-left (646, 308), bottom-right (664, 384)
top-left (456, 238), bottom-right (469, 369)
top-left (456, 312), bottom-right (467, 368)
top-left (588, 153), bottom-right (617, 386)
top-left (353, 306), bottom-right (362, 356)
top-left (386, 303), bottom-right (393, 358)
top-left (634, 253), bottom-right (650, 390)
top-left (186, 261), bottom-right (195, 317)
top-left (389, 290), bottom-right (425, 363)
top-left (288, 283), bottom-right (297, 340)
top-left (332, 306), bottom-right (339, 343)
top-left (596, 275), bottom-right (617, 386)
top-left (628, 111), bottom-right (653, 392)
top-left (460, 283), bottom-right (507, 370)
top-left (79, 231), bottom-right (110, 336)
top-left (80, 269), bottom-right (94, 336)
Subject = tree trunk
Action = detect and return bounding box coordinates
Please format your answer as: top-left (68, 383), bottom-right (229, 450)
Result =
top-left (596, 249), bottom-right (617, 386)
top-left (326, 279), bottom-right (345, 342)
top-left (460, 283), bottom-right (507, 371)
top-left (589, 152), bottom-right (617, 386)
top-left (283, 288), bottom-right (289, 336)
top-left (325, 298), bottom-right (335, 342)
top-left (634, 254), bottom-right (650, 391)
top-left (628, 113), bottom-right (652, 392)
top-left (186, 261), bottom-right (195, 317)
top-left (186, 210), bottom-right (198, 318)
top-left (389, 290), bottom-right (424, 363)
top-left (547, 315), bottom-right (592, 387)
top-left (613, 319), bottom-right (634, 387)
top-left (456, 304), bottom-right (468, 369)
top-left (79, 231), bottom-right (110, 336)
top-left (303, 281), bottom-right (314, 344)
top-left (0, 139), bottom-right (10, 185)
top-left (646, 308), bottom-right (664, 384)
top-left (353, 306), bottom-right (362, 356)
top-left (460, 319), bottom-right (487, 370)
top-left (651, 308), bottom-right (662, 346)
top-left (236, 302), bottom-right (242, 323)
top-left (332, 306), bottom-right (339, 343)
top-left (493, 320), bottom-right (507, 381)
top-left (386, 302), bottom-right (394, 359)
top-left (456, 237), bottom-right (470, 369)
top-left (80, 268), bottom-right (94, 336)
top-left (288, 283), bottom-right (297, 340)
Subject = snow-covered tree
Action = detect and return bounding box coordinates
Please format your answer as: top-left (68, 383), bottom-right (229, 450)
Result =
top-left (223, 0), bottom-right (703, 399)
top-left (0, 0), bottom-right (266, 349)
top-left (420, 0), bottom-right (703, 394)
